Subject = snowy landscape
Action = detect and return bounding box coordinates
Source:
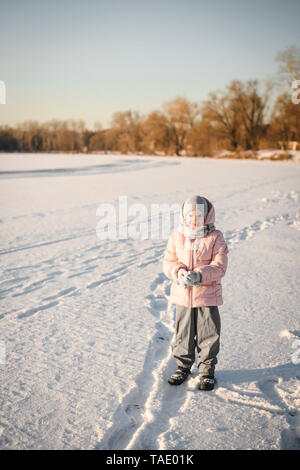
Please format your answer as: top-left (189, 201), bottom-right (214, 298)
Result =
top-left (0, 152), bottom-right (300, 450)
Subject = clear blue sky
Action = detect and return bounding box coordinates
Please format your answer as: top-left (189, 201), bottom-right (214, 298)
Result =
top-left (0, 0), bottom-right (299, 129)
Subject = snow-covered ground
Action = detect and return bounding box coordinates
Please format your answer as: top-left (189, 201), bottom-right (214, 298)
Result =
top-left (216, 149), bottom-right (300, 161)
top-left (0, 153), bottom-right (299, 450)
top-left (257, 149), bottom-right (300, 161)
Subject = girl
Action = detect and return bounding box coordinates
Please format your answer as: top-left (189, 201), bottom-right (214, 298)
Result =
top-left (163, 195), bottom-right (229, 390)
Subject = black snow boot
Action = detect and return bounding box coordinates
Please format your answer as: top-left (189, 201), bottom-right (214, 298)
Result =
top-left (199, 375), bottom-right (215, 391)
top-left (168, 366), bottom-right (191, 385)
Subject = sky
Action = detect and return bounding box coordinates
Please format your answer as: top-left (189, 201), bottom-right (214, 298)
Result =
top-left (0, 0), bottom-right (299, 130)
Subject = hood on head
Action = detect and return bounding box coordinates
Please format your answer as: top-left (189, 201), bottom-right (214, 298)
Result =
top-left (180, 195), bottom-right (215, 226)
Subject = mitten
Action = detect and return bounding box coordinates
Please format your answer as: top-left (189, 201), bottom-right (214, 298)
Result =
top-left (176, 268), bottom-right (189, 288)
top-left (185, 271), bottom-right (202, 287)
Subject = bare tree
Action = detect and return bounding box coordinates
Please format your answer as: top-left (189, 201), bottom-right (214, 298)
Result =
top-left (267, 91), bottom-right (300, 149)
top-left (162, 96), bottom-right (200, 155)
top-left (185, 118), bottom-right (220, 157)
top-left (110, 110), bottom-right (142, 154)
top-left (139, 111), bottom-right (170, 155)
top-left (234, 80), bottom-right (272, 150)
top-left (203, 82), bottom-right (243, 151)
top-left (276, 45), bottom-right (300, 83)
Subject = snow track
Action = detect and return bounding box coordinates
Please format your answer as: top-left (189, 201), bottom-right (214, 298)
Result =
top-left (95, 273), bottom-right (175, 450)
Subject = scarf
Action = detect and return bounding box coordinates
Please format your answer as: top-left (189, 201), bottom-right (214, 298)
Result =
top-left (181, 222), bottom-right (216, 239)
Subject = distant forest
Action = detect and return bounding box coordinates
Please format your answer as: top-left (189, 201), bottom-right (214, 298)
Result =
top-left (1, 47), bottom-right (299, 156)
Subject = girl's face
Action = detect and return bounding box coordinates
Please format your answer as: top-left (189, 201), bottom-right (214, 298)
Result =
top-left (185, 210), bottom-right (204, 227)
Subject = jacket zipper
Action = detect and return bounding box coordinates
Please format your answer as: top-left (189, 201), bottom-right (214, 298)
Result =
top-left (189, 239), bottom-right (194, 307)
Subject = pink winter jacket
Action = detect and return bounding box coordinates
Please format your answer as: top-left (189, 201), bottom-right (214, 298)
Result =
top-left (162, 199), bottom-right (229, 307)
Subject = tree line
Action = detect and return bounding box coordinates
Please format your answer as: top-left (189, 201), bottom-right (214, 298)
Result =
top-left (1, 47), bottom-right (299, 156)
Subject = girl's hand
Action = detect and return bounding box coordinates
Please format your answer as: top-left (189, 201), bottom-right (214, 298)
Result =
top-left (186, 271), bottom-right (202, 286)
top-left (177, 268), bottom-right (189, 288)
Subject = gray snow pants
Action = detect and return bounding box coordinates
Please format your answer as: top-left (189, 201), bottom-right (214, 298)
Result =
top-left (171, 304), bottom-right (221, 376)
